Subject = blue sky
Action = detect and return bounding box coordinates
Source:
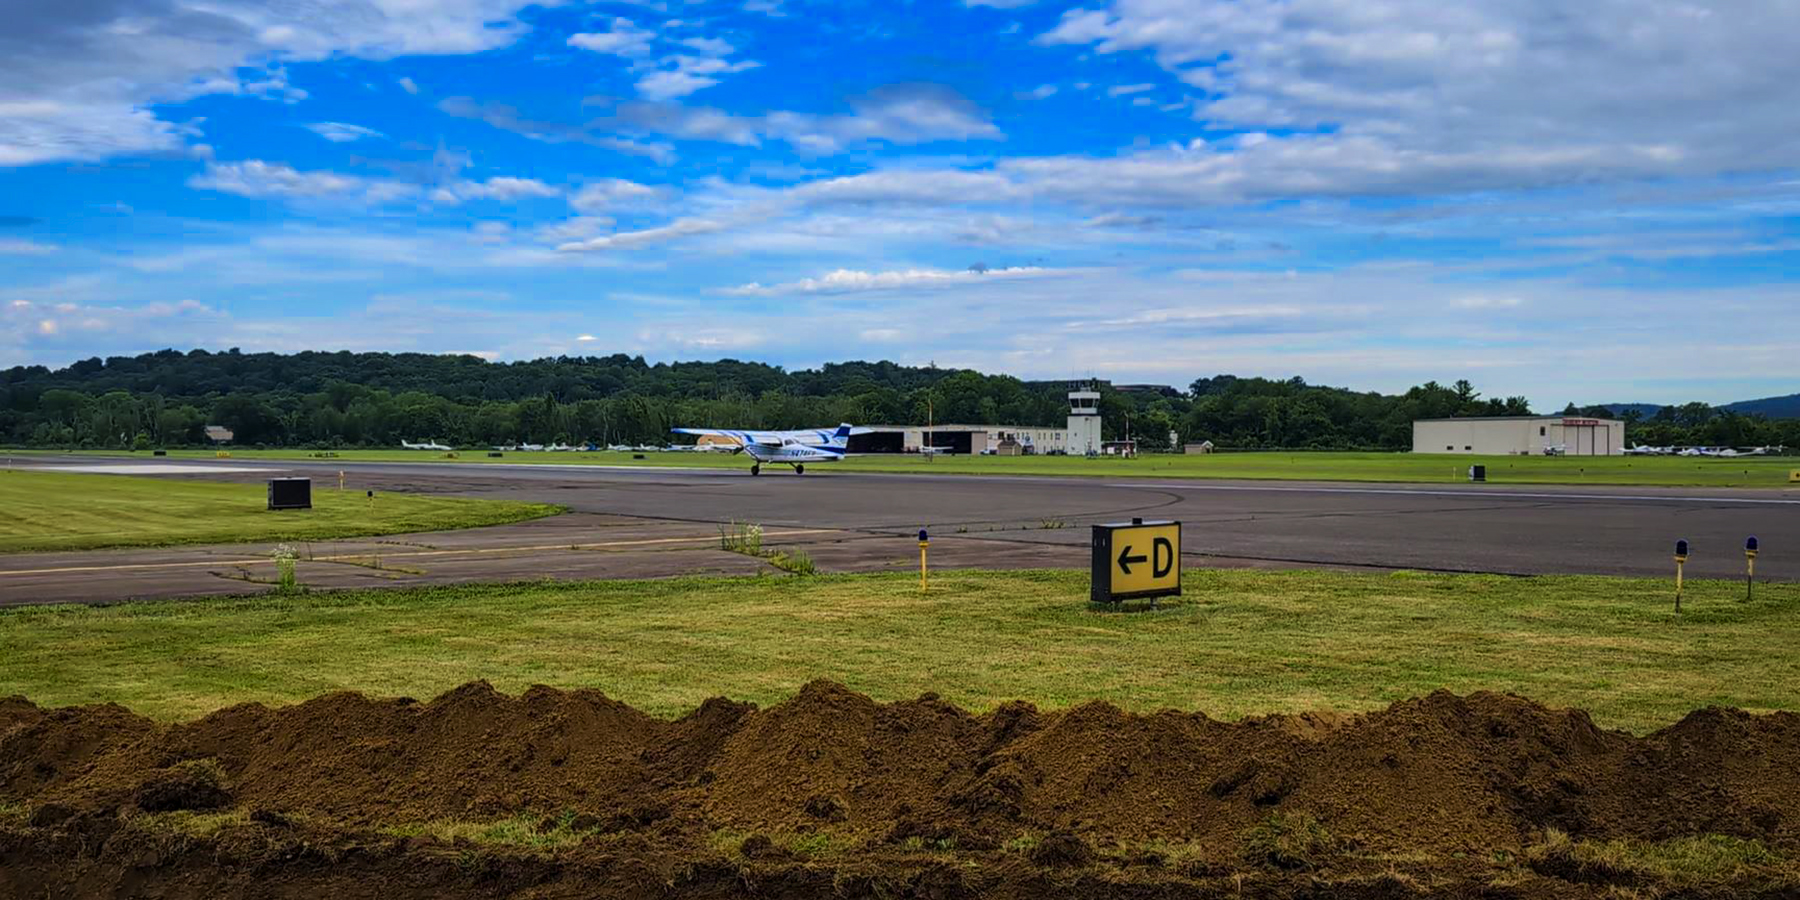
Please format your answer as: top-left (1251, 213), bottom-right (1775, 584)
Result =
top-left (3, 0), bottom-right (1799, 406)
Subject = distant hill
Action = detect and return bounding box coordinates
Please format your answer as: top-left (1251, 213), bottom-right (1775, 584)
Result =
top-left (1601, 403), bottom-right (1664, 418)
top-left (1726, 394), bottom-right (1800, 418)
top-left (1601, 394), bottom-right (1800, 420)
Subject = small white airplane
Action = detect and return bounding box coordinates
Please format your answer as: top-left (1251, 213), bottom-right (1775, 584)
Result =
top-left (670, 423), bottom-right (870, 475)
top-left (519, 443), bottom-right (545, 452)
top-left (401, 440), bottom-right (452, 451)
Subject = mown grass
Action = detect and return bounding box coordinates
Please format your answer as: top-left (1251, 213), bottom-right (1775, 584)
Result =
top-left (1527, 829), bottom-right (1791, 887)
top-left (0, 469), bottom-right (562, 553)
top-left (15, 447), bottom-right (1800, 487)
top-left (384, 813), bottom-right (602, 853)
top-left (2, 569), bottom-right (1796, 731)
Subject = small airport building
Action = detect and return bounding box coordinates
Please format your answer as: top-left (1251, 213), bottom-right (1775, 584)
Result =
top-left (1412, 416), bottom-right (1626, 456)
top-left (847, 387), bottom-right (1108, 455)
top-left (849, 425), bottom-right (1072, 455)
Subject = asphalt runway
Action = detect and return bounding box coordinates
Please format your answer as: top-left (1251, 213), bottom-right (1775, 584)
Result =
top-left (4, 455), bottom-right (1797, 605)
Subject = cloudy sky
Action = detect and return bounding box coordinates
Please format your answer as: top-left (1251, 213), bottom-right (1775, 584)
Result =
top-left (3, 0), bottom-right (1798, 405)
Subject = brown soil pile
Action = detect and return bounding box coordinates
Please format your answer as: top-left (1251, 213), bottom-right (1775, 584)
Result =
top-left (4, 682), bottom-right (1799, 898)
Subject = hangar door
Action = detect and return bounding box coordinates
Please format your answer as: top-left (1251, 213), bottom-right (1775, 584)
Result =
top-left (848, 432), bottom-right (904, 454)
top-left (921, 431), bottom-right (975, 455)
top-left (1555, 420), bottom-right (1610, 456)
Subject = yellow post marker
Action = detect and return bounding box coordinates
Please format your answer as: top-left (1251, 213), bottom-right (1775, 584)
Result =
top-left (338, 470), bottom-right (346, 492)
top-left (1745, 536), bottom-right (1759, 602)
top-left (366, 489), bottom-right (375, 514)
top-left (1674, 539), bottom-right (1689, 613)
top-left (917, 528), bottom-right (929, 591)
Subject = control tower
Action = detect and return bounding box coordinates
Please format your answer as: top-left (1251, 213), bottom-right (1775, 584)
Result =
top-left (1067, 386), bottom-right (1101, 456)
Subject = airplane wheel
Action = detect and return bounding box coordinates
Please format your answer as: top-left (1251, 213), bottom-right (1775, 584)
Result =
top-left (751, 464), bottom-right (761, 476)
top-left (795, 464), bottom-right (805, 475)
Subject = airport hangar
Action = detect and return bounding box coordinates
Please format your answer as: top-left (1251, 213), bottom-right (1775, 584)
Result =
top-left (847, 387), bottom-right (1106, 456)
top-left (1412, 415), bottom-right (1626, 456)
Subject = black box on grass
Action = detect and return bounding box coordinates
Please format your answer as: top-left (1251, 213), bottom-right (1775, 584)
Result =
top-left (268, 478), bottom-right (312, 510)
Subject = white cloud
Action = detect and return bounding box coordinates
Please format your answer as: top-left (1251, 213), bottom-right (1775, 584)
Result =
top-left (1107, 83), bottom-right (1154, 97)
top-left (305, 122), bottom-right (385, 143)
top-left (242, 67), bottom-right (308, 103)
top-left (567, 18), bottom-right (655, 58)
top-left (722, 265), bottom-right (1066, 296)
top-left (188, 160), bottom-right (400, 202)
top-left (635, 55), bottom-right (760, 101)
top-left (437, 97), bottom-right (679, 164)
top-left (432, 177), bottom-right (562, 205)
top-left (535, 216), bottom-right (616, 243)
top-left (0, 0), bottom-right (560, 167)
top-left (792, 169), bottom-right (1020, 206)
top-left (193, 160), bottom-right (560, 208)
top-left (614, 85), bottom-right (1001, 155)
top-left (1038, 0), bottom-right (1800, 193)
top-left (575, 22), bottom-right (760, 102)
top-left (0, 239), bottom-right (55, 256)
top-left (576, 334), bottom-right (598, 342)
top-left (0, 102), bottom-right (183, 167)
top-left (679, 36), bottom-right (736, 57)
top-left (397, 77), bottom-right (420, 95)
top-left (569, 178), bottom-right (660, 212)
top-left (459, 84), bottom-right (996, 157)
top-left (991, 135), bottom-right (1701, 209)
top-left (2, 292), bottom-right (222, 347)
top-left (1452, 295), bottom-right (1525, 310)
top-left (556, 217), bottom-right (724, 252)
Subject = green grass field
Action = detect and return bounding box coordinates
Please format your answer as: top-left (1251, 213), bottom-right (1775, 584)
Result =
top-left (2, 568), bottom-right (1793, 731)
top-left (15, 447), bottom-right (1799, 487)
top-left (0, 469), bottom-right (561, 553)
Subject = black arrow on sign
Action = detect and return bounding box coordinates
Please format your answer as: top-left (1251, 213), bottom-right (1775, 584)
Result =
top-left (1117, 545), bottom-right (1147, 574)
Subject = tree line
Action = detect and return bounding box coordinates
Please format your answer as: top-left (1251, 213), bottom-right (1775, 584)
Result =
top-left (1, 349), bottom-right (1793, 452)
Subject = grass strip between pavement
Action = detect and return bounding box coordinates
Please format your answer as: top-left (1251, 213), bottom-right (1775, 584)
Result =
top-left (0, 469), bottom-right (562, 553)
top-left (1, 568), bottom-right (1795, 731)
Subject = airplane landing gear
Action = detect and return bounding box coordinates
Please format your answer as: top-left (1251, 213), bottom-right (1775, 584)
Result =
top-left (751, 464), bottom-right (761, 476)
top-left (794, 464), bottom-right (805, 475)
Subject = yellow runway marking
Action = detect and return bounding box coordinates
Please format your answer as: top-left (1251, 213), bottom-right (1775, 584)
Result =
top-left (0, 529), bottom-right (844, 578)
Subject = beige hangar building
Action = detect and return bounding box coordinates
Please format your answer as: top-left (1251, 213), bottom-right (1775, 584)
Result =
top-left (1412, 416), bottom-right (1626, 456)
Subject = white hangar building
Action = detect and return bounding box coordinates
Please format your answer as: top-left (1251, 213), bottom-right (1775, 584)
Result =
top-left (1412, 416), bottom-right (1626, 456)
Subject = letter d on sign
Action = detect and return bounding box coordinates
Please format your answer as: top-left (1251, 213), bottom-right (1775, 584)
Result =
top-left (1153, 536), bottom-right (1174, 578)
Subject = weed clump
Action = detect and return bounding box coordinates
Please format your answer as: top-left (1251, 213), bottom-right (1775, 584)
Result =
top-left (1526, 829), bottom-right (1785, 888)
top-left (1242, 811), bottom-right (1335, 871)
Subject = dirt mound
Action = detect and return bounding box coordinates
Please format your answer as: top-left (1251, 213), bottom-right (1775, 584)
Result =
top-left (0, 700), bottom-right (155, 802)
top-left (5, 683), bottom-right (1800, 898)
top-left (705, 681), bottom-right (997, 840)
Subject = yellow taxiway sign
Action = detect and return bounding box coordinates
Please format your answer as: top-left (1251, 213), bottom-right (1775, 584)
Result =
top-left (1091, 519), bottom-right (1181, 604)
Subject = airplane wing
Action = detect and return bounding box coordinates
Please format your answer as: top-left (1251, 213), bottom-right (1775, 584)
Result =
top-left (673, 427), bottom-right (872, 446)
top-left (671, 428), bottom-right (782, 446)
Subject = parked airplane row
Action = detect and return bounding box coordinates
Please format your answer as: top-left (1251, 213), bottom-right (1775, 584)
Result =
top-left (1624, 444), bottom-right (1785, 457)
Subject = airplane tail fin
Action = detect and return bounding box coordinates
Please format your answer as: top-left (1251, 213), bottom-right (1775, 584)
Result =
top-left (833, 423), bottom-right (854, 442)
